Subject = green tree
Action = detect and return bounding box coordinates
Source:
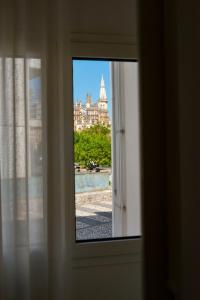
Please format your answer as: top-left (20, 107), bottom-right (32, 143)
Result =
top-left (74, 124), bottom-right (111, 167)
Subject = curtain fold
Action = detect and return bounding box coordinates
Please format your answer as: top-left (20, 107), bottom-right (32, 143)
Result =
top-left (0, 1), bottom-right (67, 299)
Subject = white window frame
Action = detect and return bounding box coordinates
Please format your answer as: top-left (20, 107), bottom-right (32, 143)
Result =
top-left (111, 60), bottom-right (141, 238)
top-left (63, 38), bottom-right (142, 261)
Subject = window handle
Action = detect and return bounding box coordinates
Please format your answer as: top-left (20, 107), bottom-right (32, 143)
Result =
top-left (115, 129), bottom-right (125, 134)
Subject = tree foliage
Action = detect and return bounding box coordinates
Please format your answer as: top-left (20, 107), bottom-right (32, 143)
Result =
top-left (74, 124), bottom-right (111, 167)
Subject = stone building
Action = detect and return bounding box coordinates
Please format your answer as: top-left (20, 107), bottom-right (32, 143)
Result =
top-left (74, 75), bottom-right (110, 131)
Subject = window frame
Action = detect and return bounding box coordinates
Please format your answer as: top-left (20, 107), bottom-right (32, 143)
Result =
top-left (63, 39), bottom-right (142, 260)
top-left (72, 57), bottom-right (141, 243)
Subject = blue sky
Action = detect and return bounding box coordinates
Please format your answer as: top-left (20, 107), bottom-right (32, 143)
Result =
top-left (73, 59), bottom-right (111, 114)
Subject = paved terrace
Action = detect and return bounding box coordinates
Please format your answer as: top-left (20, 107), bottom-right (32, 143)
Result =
top-left (75, 189), bottom-right (112, 240)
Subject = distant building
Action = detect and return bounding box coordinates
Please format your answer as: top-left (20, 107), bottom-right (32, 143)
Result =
top-left (74, 75), bottom-right (110, 131)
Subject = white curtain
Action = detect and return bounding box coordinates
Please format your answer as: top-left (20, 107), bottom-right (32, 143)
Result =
top-left (0, 1), bottom-right (67, 299)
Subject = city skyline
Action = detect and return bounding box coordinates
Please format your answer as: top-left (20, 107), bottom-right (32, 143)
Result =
top-left (73, 59), bottom-right (111, 115)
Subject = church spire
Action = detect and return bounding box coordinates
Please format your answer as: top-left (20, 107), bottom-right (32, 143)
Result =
top-left (99, 75), bottom-right (107, 100)
top-left (98, 75), bottom-right (108, 111)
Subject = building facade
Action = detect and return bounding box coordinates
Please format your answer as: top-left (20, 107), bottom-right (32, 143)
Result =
top-left (74, 76), bottom-right (110, 131)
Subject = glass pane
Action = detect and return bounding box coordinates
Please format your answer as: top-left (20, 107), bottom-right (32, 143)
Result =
top-left (73, 59), bottom-right (141, 241)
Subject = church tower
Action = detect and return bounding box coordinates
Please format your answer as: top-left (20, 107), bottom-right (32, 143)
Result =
top-left (86, 93), bottom-right (92, 108)
top-left (98, 75), bottom-right (109, 126)
top-left (98, 75), bottom-right (108, 110)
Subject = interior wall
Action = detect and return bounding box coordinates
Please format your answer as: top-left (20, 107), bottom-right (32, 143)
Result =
top-left (65, 1), bottom-right (142, 300)
top-left (167, 1), bottom-right (200, 299)
top-left (71, 256), bottom-right (142, 300)
top-left (69, 0), bottom-right (137, 36)
top-left (165, 1), bottom-right (200, 299)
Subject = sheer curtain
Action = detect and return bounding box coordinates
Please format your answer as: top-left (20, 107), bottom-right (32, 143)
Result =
top-left (0, 1), bottom-right (67, 299)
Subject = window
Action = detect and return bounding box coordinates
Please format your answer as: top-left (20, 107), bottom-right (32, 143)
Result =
top-left (73, 58), bottom-right (141, 242)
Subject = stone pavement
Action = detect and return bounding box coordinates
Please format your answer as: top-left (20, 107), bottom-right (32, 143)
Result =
top-left (76, 193), bottom-right (112, 240)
